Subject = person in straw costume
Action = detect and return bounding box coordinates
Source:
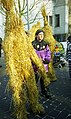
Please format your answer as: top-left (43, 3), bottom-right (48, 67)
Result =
top-left (0, 0), bottom-right (51, 119)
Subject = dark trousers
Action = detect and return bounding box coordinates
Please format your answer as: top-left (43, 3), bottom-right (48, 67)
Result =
top-left (69, 60), bottom-right (71, 78)
top-left (40, 78), bottom-right (50, 95)
top-left (35, 73), bottom-right (49, 95)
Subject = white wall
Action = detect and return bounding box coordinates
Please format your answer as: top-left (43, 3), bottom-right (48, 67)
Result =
top-left (0, 13), bottom-right (5, 39)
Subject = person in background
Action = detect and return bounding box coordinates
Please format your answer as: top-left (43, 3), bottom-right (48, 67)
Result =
top-left (53, 44), bottom-right (60, 65)
top-left (66, 35), bottom-right (71, 79)
top-left (0, 37), bottom-right (2, 68)
top-left (32, 29), bottom-right (52, 99)
top-left (0, 37), bottom-right (2, 57)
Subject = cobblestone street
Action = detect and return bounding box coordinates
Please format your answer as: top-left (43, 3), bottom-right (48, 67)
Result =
top-left (0, 58), bottom-right (71, 119)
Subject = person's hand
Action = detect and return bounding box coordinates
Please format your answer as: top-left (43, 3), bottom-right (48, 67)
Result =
top-left (43, 59), bottom-right (50, 64)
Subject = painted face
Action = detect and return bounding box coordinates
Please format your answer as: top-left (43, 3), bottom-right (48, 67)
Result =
top-left (37, 32), bottom-right (44, 41)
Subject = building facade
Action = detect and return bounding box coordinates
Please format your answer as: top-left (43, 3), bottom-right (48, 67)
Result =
top-left (47, 0), bottom-right (71, 42)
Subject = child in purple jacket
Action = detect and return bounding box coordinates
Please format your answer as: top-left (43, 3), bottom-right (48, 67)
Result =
top-left (32, 29), bottom-right (52, 99)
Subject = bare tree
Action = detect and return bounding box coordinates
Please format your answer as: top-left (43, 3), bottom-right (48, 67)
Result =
top-left (0, 0), bottom-right (51, 30)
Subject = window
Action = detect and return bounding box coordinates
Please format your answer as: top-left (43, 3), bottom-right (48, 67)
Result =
top-left (49, 16), bottom-right (52, 26)
top-left (55, 14), bottom-right (60, 27)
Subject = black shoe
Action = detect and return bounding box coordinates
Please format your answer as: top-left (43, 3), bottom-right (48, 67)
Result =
top-left (45, 94), bottom-right (52, 99)
top-left (43, 93), bottom-right (52, 99)
top-left (41, 91), bottom-right (52, 99)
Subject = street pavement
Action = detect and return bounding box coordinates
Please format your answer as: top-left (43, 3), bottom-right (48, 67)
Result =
top-left (0, 57), bottom-right (71, 119)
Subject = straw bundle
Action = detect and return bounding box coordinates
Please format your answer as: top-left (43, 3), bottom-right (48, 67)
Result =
top-left (1, 0), bottom-right (14, 11)
top-left (1, 0), bottom-right (50, 119)
top-left (41, 5), bottom-right (57, 82)
top-left (28, 21), bottom-right (41, 42)
top-left (41, 5), bottom-right (57, 52)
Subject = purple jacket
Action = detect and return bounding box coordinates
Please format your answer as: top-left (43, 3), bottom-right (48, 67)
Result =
top-left (32, 40), bottom-right (51, 72)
